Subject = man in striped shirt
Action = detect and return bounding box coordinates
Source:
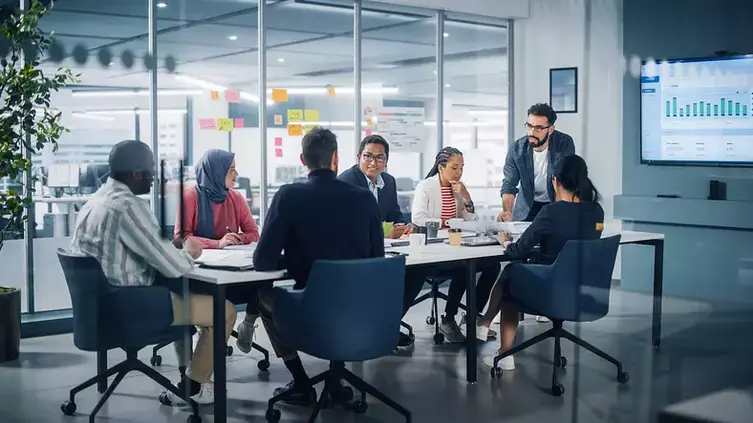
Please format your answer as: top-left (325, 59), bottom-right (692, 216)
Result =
top-left (70, 140), bottom-right (237, 405)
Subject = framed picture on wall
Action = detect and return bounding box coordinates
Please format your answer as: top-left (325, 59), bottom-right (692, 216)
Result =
top-left (549, 67), bottom-right (578, 113)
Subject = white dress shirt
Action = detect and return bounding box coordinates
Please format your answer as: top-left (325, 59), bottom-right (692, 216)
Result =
top-left (70, 178), bottom-right (195, 286)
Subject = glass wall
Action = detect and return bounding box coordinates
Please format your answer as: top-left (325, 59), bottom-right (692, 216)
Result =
top-left (14, 0), bottom-right (510, 324)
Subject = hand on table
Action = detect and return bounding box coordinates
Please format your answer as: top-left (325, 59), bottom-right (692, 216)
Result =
top-left (219, 232), bottom-right (243, 248)
top-left (497, 231), bottom-right (512, 244)
top-left (184, 237), bottom-right (204, 259)
top-left (390, 224), bottom-right (407, 239)
top-left (497, 211), bottom-right (512, 222)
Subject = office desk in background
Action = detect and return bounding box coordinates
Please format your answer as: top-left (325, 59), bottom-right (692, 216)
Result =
top-left (185, 230), bottom-right (665, 423)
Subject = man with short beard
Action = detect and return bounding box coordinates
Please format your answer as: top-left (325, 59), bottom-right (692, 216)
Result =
top-left (498, 103), bottom-right (575, 223)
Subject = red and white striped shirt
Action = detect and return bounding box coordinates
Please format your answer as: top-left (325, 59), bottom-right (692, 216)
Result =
top-left (440, 186), bottom-right (456, 228)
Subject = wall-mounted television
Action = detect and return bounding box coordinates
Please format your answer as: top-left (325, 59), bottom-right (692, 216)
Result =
top-left (640, 54), bottom-right (753, 167)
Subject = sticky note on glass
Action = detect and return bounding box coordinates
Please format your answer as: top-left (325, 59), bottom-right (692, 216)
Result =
top-left (210, 91), bottom-right (219, 100)
top-left (274, 137), bottom-right (283, 147)
top-left (199, 118), bottom-right (217, 130)
top-left (365, 130), bottom-right (373, 136)
top-left (288, 124), bottom-right (303, 136)
top-left (234, 118), bottom-right (244, 128)
top-left (272, 88), bottom-right (288, 103)
top-left (273, 114), bottom-right (283, 125)
top-left (328, 87), bottom-right (336, 97)
top-left (304, 124), bottom-right (317, 133)
top-left (304, 109), bottom-right (320, 122)
top-left (274, 148), bottom-right (283, 158)
top-left (287, 109), bottom-right (303, 122)
top-left (225, 90), bottom-right (241, 103)
top-left (217, 118), bottom-right (233, 132)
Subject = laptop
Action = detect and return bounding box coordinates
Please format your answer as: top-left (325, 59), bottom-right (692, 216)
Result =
top-left (453, 236), bottom-right (501, 247)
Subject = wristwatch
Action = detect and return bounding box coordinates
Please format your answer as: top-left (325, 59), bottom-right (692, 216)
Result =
top-left (464, 200), bottom-right (474, 210)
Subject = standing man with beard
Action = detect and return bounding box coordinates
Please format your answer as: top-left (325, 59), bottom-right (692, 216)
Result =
top-left (498, 103), bottom-right (575, 223)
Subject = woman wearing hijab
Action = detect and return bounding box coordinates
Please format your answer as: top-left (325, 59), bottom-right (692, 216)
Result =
top-left (175, 149), bottom-right (260, 354)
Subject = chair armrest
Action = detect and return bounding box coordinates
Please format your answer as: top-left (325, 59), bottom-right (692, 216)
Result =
top-left (103, 285), bottom-right (174, 330)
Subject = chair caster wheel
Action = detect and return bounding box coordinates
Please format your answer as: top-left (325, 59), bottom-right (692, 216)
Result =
top-left (337, 386), bottom-right (354, 402)
top-left (426, 316), bottom-right (435, 325)
top-left (158, 391), bottom-right (172, 406)
top-left (433, 333), bottom-right (445, 344)
top-left (353, 400), bottom-right (368, 414)
top-left (225, 346), bottom-right (233, 356)
top-left (257, 359), bottom-right (270, 371)
top-left (617, 371), bottom-right (630, 384)
top-left (490, 366), bottom-right (502, 378)
top-left (266, 408), bottom-right (281, 422)
top-left (186, 414), bottom-right (201, 423)
top-left (150, 355), bottom-right (162, 366)
top-left (61, 400), bottom-right (77, 415)
top-left (551, 384), bottom-right (565, 396)
top-left (555, 356), bottom-right (567, 368)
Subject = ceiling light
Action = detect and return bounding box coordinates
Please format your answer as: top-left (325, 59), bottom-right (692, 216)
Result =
top-left (443, 32), bottom-right (449, 37)
top-left (157, 2), bottom-right (167, 8)
top-left (228, 35), bottom-right (238, 41)
top-left (445, 83), bottom-right (451, 88)
top-left (266, 86), bottom-right (399, 95)
top-left (71, 112), bottom-right (115, 121)
top-left (71, 89), bottom-right (202, 98)
top-left (433, 70), bottom-right (438, 75)
top-left (277, 58), bottom-right (285, 63)
top-left (467, 109), bottom-right (508, 116)
top-left (174, 74), bottom-right (262, 103)
top-left (80, 109), bottom-right (188, 116)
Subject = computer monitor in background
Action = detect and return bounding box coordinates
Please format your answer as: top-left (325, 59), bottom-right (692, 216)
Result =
top-left (47, 164), bottom-right (75, 188)
top-left (82, 164), bottom-right (110, 192)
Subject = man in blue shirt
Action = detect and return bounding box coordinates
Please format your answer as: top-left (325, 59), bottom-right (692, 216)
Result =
top-left (253, 127), bottom-right (384, 405)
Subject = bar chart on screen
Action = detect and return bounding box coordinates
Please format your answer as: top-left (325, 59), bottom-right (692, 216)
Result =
top-left (661, 87), bottom-right (752, 130)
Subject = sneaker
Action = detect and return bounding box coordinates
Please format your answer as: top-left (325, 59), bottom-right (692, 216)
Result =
top-left (536, 315), bottom-right (551, 323)
top-left (475, 325), bottom-right (497, 341)
top-left (236, 320), bottom-right (257, 354)
top-left (440, 315), bottom-right (466, 343)
top-left (483, 353), bottom-right (515, 371)
top-left (165, 382), bottom-right (215, 406)
top-left (273, 380), bottom-right (317, 406)
top-left (397, 332), bottom-right (414, 349)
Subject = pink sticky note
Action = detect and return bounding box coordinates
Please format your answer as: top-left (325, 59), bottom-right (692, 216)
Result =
top-left (274, 137), bottom-right (283, 146)
top-left (199, 118), bottom-right (217, 130)
top-left (224, 90), bottom-right (241, 103)
top-left (274, 148), bottom-right (283, 158)
top-left (234, 118), bottom-right (244, 128)
top-left (365, 130), bottom-right (373, 136)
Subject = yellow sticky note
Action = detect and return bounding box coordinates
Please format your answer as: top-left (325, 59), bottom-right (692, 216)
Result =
top-left (304, 109), bottom-right (320, 122)
top-left (217, 118), bottom-right (233, 132)
top-left (287, 109), bottom-right (303, 122)
top-left (288, 124), bottom-right (303, 136)
top-left (210, 90), bottom-right (219, 100)
top-left (272, 88), bottom-right (288, 103)
top-left (304, 124), bottom-right (317, 133)
top-left (328, 87), bottom-right (336, 97)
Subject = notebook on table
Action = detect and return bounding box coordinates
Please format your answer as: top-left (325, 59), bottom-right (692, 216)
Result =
top-left (195, 249), bottom-right (255, 271)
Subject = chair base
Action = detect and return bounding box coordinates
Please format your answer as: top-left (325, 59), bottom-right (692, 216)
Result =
top-left (150, 329), bottom-right (271, 371)
top-left (61, 348), bottom-right (201, 423)
top-left (265, 362), bottom-right (411, 423)
top-left (411, 281), bottom-right (481, 344)
top-left (489, 320), bottom-right (630, 396)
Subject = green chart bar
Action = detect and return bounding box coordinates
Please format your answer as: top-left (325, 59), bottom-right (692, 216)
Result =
top-left (714, 105), bottom-right (719, 116)
top-left (707, 104), bottom-right (712, 116)
top-left (744, 105), bottom-right (749, 116)
top-left (729, 101), bottom-right (734, 115)
top-left (673, 97), bottom-right (678, 116)
top-left (735, 102), bottom-right (740, 116)
top-left (693, 103), bottom-right (698, 116)
top-left (686, 105), bottom-right (690, 116)
top-left (721, 98), bottom-right (726, 116)
top-left (700, 101), bottom-right (705, 116)
top-left (665, 101), bottom-right (671, 117)
top-left (680, 109), bottom-right (684, 117)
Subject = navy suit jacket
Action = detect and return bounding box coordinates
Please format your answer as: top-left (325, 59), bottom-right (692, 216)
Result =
top-left (253, 169), bottom-right (385, 289)
top-left (337, 164), bottom-right (407, 224)
top-left (500, 130), bottom-right (575, 221)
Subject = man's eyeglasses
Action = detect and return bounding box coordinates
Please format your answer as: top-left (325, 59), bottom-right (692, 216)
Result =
top-left (361, 153), bottom-right (387, 163)
top-left (524, 122), bottom-right (551, 132)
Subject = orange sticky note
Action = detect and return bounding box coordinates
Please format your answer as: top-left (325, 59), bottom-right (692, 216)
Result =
top-left (234, 118), bottom-right (244, 128)
top-left (199, 118), bottom-right (216, 130)
top-left (596, 222), bottom-right (604, 231)
top-left (210, 91), bottom-right (219, 100)
top-left (224, 90), bottom-right (241, 103)
top-left (328, 87), bottom-right (336, 97)
top-left (217, 118), bottom-right (233, 132)
top-left (288, 124), bottom-right (303, 136)
top-left (272, 88), bottom-right (288, 103)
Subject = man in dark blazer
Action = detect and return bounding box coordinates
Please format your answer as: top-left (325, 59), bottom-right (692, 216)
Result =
top-left (338, 134), bottom-right (411, 238)
top-left (253, 127), bottom-right (384, 405)
top-left (499, 103), bottom-right (575, 222)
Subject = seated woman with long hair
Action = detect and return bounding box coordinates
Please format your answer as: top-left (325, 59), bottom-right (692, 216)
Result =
top-left (175, 149), bottom-right (260, 354)
top-left (408, 147), bottom-right (502, 344)
top-left (478, 154), bottom-right (605, 371)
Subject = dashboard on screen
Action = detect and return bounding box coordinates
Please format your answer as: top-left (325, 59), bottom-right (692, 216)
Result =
top-left (640, 55), bottom-right (753, 166)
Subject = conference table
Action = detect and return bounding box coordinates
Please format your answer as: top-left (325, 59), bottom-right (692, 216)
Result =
top-left (187, 230), bottom-right (665, 423)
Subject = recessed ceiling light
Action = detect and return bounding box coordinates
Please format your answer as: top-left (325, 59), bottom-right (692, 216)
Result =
top-left (445, 83), bottom-right (451, 88)
top-left (157, 2), bottom-right (167, 8)
top-left (443, 32), bottom-right (449, 37)
top-left (228, 35), bottom-right (238, 41)
top-left (277, 58), bottom-right (285, 63)
top-left (433, 70), bottom-right (438, 75)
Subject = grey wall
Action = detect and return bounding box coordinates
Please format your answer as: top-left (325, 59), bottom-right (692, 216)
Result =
top-left (618, 0), bottom-right (753, 304)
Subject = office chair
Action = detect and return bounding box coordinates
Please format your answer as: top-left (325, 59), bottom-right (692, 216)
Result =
top-left (57, 250), bottom-right (201, 423)
top-left (489, 236), bottom-right (630, 396)
top-left (265, 257), bottom-right (411, 423)
top-left (149, 329), bottom-right (271, 371)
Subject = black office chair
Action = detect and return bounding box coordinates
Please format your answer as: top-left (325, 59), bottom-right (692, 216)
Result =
top-left (150, 329), bottom-right (270, 371)
top-left (57, 250), bottom-right (201, 423)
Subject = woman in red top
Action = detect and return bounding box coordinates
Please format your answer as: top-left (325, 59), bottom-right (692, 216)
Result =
top-left (175, 149), bottom-right (260, 354)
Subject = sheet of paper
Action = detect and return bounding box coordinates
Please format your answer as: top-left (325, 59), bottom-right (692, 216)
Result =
top-left (196, 249), bottom-right (255, 269)
top-left (224, 242), bottom-right (257, 251)
top-left (199, 118), bottom-right (217, 130)
top-left (274, 114), bottom-right (283, 125)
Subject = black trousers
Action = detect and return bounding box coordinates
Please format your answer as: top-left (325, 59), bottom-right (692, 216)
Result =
top-left (402, 261), bottom-right (501, 318)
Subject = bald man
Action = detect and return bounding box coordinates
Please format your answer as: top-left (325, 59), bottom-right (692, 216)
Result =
top-left (70, 140), bottom-right (237, 405)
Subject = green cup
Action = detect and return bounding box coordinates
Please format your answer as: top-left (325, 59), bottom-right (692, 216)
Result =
top-left (382, 222), bottom-right (394, 237)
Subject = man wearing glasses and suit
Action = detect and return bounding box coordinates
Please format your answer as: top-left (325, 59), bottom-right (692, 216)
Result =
top-left (498, 103), bottom-right (575, 223)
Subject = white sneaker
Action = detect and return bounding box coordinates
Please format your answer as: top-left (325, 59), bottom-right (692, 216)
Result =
top-left (492, 313), bottom-right (501, 324)
top-left (476, 325), bottom-right (489, 342)
top-left (484, 354), bottom-right (515, 371)
top-left (536, 315), bottom-right (551, 323)
top-left (235, 321), bottom-right (257, 354)
top-left (166, 382), bottom-right (215, 406)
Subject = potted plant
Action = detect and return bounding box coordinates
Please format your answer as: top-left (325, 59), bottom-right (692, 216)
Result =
top-left (0, 0), bottom-right (77, 363)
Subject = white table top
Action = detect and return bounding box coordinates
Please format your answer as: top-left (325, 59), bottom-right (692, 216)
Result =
top-left (187, 230), bottom-right (664, 286)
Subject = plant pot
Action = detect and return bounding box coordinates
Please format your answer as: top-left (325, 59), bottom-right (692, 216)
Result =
top-left (0, 287), bottom-right (21, 363)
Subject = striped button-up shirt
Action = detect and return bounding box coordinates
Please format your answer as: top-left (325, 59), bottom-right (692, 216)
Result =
top-left (70, 178), bottom-right (195, 286)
